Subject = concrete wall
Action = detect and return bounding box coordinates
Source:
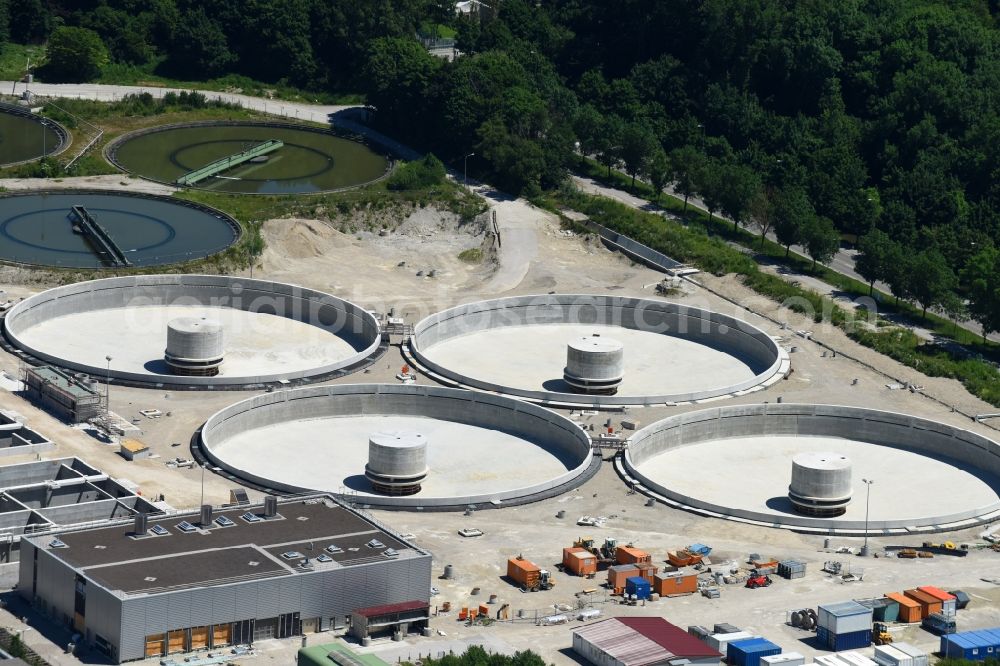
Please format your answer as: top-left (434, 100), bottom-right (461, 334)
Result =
top-left (410, 295), bottom-right (787, 406)
top-left (5, 275), bottom-right (381, 387)
top-left (624, 403), bottom-right (1000, 531)
top-left (200, 384), bottom-right (594, 509)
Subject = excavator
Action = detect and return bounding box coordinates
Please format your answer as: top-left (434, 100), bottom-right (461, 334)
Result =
top-left (574, 537), bottom-right (618, 568)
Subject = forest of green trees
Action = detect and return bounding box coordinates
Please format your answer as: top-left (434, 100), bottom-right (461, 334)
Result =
top-left (4, 0), bottom-right (1000, 334)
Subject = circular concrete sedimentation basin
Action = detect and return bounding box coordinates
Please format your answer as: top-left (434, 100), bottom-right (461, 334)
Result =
top-left (621, 403), bottom-right (1000, 534)
top-left (198, 384), bottom-right (598, 510)
top-left (107, 121), bottom-right (390, 194)
top-left (4, 275), bottom-right (382, 388)
top-left (407, 295), bottom-right (788, 407)
top-left (0, 104), bottom-right (69, 168)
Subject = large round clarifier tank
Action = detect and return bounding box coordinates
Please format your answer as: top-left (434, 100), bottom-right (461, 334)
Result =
top-left (564, 334), bottom-right (624, 395)
top-left (164, 317), bottom-right (224, 376)
top-left (788, 452), bottom-right (852, 517)
top-left (365, 431), bottom-right (429, 496)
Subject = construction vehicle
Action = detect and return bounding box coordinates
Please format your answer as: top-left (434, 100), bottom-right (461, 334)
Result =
top-left (745, 570), bottom-right (772, 589)
top-left (873, 622), bottom-right (893, 645)
top-left (574, 537), bottom-right (618, 568)
top-left (506, 556), bottom-right (555, 591)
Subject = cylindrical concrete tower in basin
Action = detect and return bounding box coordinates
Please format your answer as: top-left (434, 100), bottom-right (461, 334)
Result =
top-left (164, 317), bottom-right (224, 376)
top-left (788, 452), bottom-right (852, 516)
top-left (563, 334), bottom-right (624, 395)
top-left (365, 431), bottom-right (428, 496)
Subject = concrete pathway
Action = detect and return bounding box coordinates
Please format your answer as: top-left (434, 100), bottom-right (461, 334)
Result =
top-left (572, 173), bottom-right (998, 344)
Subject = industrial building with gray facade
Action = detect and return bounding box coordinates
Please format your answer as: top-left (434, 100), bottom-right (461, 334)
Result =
top-left (18, 494), bottom-right (432, 663)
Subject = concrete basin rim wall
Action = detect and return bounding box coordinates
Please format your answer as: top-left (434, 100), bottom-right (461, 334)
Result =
top-left (104, 120), bottom-right (396, 194)
top-left (0, 189), bottom-right (243, 269)
top-left (4, 274), bottom-right (381, 386)
top-left (623, 403), bottom-right (1000, 531)
top-left (199, 383), bottom-right (594, 508)
top-left (410, 294), bottom-right (785, 405)
top-left (0, 104), bottom-right (71, 168)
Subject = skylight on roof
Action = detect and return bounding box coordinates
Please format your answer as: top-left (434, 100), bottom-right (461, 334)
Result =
top-left (215, 516), bottom-right (235, 527)
top-left (281, 551), bottom-right (304, 560)
top-left (48, 538), bottom-right (67, 548)
top-left (241, 512), bottom-right (263, 523)
top-left (150, 525), bottom-right (169, 536)
top-left (176, 521), bottom-right (197, 533)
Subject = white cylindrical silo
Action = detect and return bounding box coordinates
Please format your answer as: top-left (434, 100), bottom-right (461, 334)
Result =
top-left (164, 317), bottom-right (224, 376)
top-left (788, 452), bottom-right (852, 516)
top-left (365, 431), bottom-right (428, 496)
top-left (563, 334), bottom-right (624, 395)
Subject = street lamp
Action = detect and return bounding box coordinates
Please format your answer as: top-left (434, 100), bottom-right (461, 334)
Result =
top-left (104, 355), bottom-right (112, 417)
top-left (463, 152), bottom-right (475, 186)
top-left (861, 478), bottom-right (874, 556)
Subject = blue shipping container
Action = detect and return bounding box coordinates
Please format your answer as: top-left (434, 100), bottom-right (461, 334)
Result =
top-left (817, 627), bottom-right (871, 651)
top-left (625, 576), bottom-right (650, 600)
top-left (941, 632), bottom-right (997, 661)
top-left (727, 638), bottom-right (781, 666)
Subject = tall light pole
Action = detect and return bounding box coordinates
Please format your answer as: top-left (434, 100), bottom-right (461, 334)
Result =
top-left (200, 464), bottom-right (207, 509)
top-left (463, 152), bottom-right (475, 186)
top-left (104, 355), bottom-right (112, 416)
top-left (861, 478), bottom-right (874, 556)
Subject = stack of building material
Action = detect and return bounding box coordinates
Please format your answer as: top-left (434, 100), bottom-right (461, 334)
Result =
top-left (728, 638), bottom-right (781, 666)
top-left (777, 561), bottom-right (806, 579)
top-left (816, 601), bottom-right (873, 651)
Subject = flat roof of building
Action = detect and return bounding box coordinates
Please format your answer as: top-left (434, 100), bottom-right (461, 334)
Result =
top-left (31, 496), bottom-right (425, 596)
top-left (26, 365), bottom-right (100, 400)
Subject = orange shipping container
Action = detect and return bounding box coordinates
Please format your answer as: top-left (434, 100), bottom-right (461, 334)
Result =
top-left (616, 546), bottom-right (652, 565)
top-left (636, 562), bottom-right (659, 582)
top-left (563, 548), bottom-right (597, 576)
top-left (607, 564), bottom-right (639, 589)
top-left (918, 586), bottom-right (956, 603)
top-left (653, 572), bottom-right (698, 596)
top-left (885, 592), bottom-right (922, 623)
top-left (903, 589), bottom-right (941, 619)
top-left (507, 557), bottom-right (541, 588)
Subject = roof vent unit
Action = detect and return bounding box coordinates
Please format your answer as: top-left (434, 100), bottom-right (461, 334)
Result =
top-left (48, 538), bottom-right (67, 549)
top-left (316, 554), bottom-right (333, 563)
top-left (133, 512), bottom-right (148, 536)
top-left (366, 539), bottom-right (385, 549)
top-left (263, 495), bottom-right (278, 518)
top-left (324, 544), bottom-right (343, 554)
top-left (199, 504), bottom-right (213, 526)
top-left (176, 521), bottom-right (197, 533)
top-left (383, 548), bottom-right (399, 559)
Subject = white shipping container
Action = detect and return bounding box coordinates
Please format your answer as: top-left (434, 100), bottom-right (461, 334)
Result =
top-left (707, 631), bottom-right (758, 653)
top-left (763, 652), bottom-right (805, 666)
top-left (892, 643), bottom-right (929, 666)
top-left (815, 656), bottom-right (850, 666)
top-left (837, 652), bottom-right (878, 666)
top-left (874, 645), bottom-right (913, 666)
top-left (818, 601), bottom-right (874, 635)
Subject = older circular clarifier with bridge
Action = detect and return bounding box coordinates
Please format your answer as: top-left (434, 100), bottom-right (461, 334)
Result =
top-left (788, 452), bottom-right (852, 517)
top-left (0, 105), bottom-right (68, 168)
top-left (365, 431), bottom-right (429, 496)
top-left (164, 317), bottom-right (225, 377)
top-left (108, 122), bottom-right (389, 194)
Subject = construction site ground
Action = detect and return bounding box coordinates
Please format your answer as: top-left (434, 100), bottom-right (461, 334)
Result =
top-left (0, 176), bottom-right (998, 666)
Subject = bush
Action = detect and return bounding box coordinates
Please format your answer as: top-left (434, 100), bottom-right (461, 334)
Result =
top-left (387, 154), bottom-right (446, 190)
